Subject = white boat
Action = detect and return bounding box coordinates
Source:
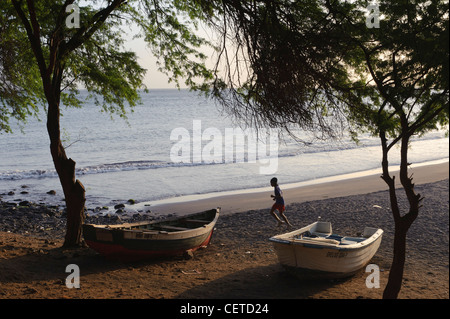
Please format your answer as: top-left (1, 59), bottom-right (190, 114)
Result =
top-left (269, 221), bottom-right (383, 278)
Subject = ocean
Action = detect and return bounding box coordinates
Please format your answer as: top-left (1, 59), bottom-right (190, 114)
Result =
top-left (0, 89), bottom-right (448, 213)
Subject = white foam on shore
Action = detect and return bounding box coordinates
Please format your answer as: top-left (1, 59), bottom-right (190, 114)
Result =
top-left (135, 158), bottom-right (449, 210)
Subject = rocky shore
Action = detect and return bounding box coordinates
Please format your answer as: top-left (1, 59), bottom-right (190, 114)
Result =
top-left (0, 195), bottom-right (159, 240)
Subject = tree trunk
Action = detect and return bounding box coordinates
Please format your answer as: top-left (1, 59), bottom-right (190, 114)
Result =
top-left (47, 90), bottom-right (86, 247)
top-left (383, 221), bottom-right (408, 299)
top-left (11, 1), bottom-right (87, 247)
top-left (54, 150), bottom-right (86, 248)
top-left (380, 126), bottom-right (420, 299)
top-left (382, 207), bottom-right (418, 299)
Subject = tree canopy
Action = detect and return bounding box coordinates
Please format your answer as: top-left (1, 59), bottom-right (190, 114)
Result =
top-left (0, 0), bottom-right (217, 133)
top-left (209, 0), bottom-right (448, 140)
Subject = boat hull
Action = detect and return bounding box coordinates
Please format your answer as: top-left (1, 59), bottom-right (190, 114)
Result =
top-left (84, 229), bottom-right (214, 261)
top-left (83, 208), bottom-right (219, 261)
top-left (269, 221), bottom-right (383, 279)
top-left (271, 237), bottom-right (382, 278)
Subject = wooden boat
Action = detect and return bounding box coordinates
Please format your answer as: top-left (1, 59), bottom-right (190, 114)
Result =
top-left (269, 221), bottom-right (383, 278)
top-left (83, 208), bottom-right (220, 261)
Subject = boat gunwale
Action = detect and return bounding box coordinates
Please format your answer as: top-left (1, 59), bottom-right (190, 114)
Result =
top-left (269, 221), bottom-right (383, 251)
top-left (83, 208), bottom-right (220, 235)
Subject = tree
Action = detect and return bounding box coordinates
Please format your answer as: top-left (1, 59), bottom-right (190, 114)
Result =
top-left (1, 0), bottom-right (215, 247)
top-left (210, 0), bottom-right (357, 139)
top-left (212, 0), bottom-right (448, 298)
top-left (339, 0), bottom-right (448, 299)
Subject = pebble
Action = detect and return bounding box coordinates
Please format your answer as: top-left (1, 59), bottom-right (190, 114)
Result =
top-left (0, 199), bottom-right (153, 240)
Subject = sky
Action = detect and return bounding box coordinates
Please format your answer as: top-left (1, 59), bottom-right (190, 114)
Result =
top-left (72, 0), bottom-right (219, 89)
top-left (126, 37), bottom-right (174, 89)
top-left (124, 22), bottom-right (219, 90)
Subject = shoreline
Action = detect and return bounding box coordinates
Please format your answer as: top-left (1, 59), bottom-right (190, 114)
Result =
top-left (1, 178), bottom-right (448, 299)
top-left (144, 160), bottom-right (449, 216)
top-left (0, 161), bottom-right (447, 237)
top-left (0, 159), bottom-right (447, 218)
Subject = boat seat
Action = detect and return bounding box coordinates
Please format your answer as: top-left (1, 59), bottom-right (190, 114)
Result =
top-left (159, 225), bottom-right (191, 231)
top-left (312, 232), bottom-right (331, 238)
top-left (340, 237), bottom-right (365, 245)
top-left (300, 237), bottom-right (340, 245)
top-left (327, 234), bottom-right (343, 241)
top-left (184, 219), bottom-right (210, 225)
top-left (340, 239), bottom-right (358, 245)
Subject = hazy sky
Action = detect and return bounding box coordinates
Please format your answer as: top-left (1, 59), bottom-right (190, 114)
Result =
top-left (125, 22), bottom-right (218, 89)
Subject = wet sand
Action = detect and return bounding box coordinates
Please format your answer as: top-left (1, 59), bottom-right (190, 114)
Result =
top-left (148, 161), bottom-right (449, 215)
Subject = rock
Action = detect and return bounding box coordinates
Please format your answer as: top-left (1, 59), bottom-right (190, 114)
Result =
top-left (7, 191), bottom-right (14, 196)
top-left (183, 250), bottom-right (194, 260)
top-left (47, 190), bottom-right (56, 195)
top-left (19, 201), bottom-right (31, 207)
top-left (3, 202), bottom-right (17, 207)
top-left (114, 203), bottom-right (125, 209)
top-left (111, 215), bottom-right (122, 223)
top-left (45, 208), bottom-right (56, 217)
top-left (127, 199), bottom-right (136, 205)
top-left (23, 287), bottom-right (38, 295)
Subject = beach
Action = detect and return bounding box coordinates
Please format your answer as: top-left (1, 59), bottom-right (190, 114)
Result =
top-left (0, 162), bottom-right (448, 300)
top-left (147, 161), bottom-right (449, 216)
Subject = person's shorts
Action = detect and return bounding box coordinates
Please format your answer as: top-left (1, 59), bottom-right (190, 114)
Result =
top-left (272, 203), bottom-right (286, 213)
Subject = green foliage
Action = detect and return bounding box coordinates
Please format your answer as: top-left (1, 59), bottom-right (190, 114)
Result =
top-left (212, 0), bottom-right (449, 143)
top-left (0, 0), bottom-right (217, 132)
top-left (130, 0), bottom-right (215, 91)
top-left (328, 0), bottom-right (449, 140)
top-left (0, 1), bottom-right (45, 132)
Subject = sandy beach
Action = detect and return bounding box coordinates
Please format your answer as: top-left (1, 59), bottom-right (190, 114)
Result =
top-left (0, 162), bottom-right (448, 301)
top-left (148, 161), bottom-right (449, 215)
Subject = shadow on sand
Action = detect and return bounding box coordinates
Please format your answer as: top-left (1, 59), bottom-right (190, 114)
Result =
top-left (0, 244), bottom-right (171, 285)
top-left (175, 263), bottom-right (351, 299)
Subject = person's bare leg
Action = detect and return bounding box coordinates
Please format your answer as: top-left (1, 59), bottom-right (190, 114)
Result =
top-left (280, 212), bottom-right (293, 228)
top-left (270, 207), bottom-right (284, 226)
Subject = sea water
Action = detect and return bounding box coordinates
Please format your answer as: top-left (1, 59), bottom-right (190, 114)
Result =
top-left (0, 89), bottom-right (448, 211)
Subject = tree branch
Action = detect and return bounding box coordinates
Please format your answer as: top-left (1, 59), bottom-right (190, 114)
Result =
top-left (11, 0), bottom-right (47, 85)
top-left (61, 0), bottom-right (126, 56)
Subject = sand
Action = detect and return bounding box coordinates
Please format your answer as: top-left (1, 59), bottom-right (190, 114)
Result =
top-left (148, 161), bottom-right (449, 215)
top-left (0, 162), bottom-right (448, 303)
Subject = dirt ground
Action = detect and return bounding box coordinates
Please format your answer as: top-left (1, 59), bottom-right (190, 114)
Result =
top-left (0, 180), bottom-right (448, 301)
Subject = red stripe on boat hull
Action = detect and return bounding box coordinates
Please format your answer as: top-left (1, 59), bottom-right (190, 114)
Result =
top-left (86, 230), bottom-right (214, 262)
